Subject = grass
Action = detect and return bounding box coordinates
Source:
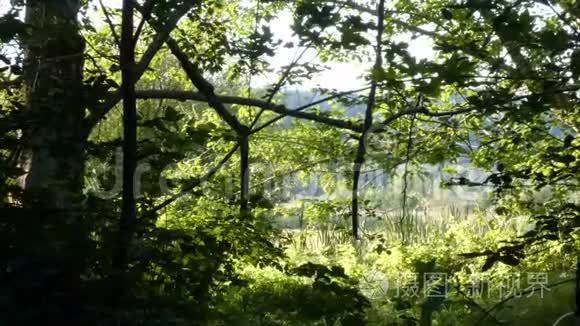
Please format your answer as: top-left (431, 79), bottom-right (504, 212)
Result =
top-left (226, 205), bottom-right (577, 325)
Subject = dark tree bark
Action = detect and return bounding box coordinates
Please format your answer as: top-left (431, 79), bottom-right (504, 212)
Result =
top-left (112, 0), bottom-right (138, 300)
top-left (240, 132), bottom-right (250, 216)
top-left (351, 0), bottom-right (385, 239)
top-left (19, 0), bottom-right (85, 210)
top-left (8, 2), bottom-right (89, 319)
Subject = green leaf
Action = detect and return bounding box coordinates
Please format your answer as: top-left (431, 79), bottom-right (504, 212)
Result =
top-left (164, 106), bottom-right (183, 122)
top-left (482, 255), bottom-right (498, 271)
top-left (441, 8), bottom-right (453, 20)
top-left (498, 255), bottom-right (520, 266)
top-left (540, 30), bottom-right (569, 53)
top-left (572, 49), bottom-right (580, 79)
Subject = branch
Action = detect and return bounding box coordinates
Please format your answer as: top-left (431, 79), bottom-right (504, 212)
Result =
top-left (400, 97), bottom-right (420, 244)
top-left (339, 0), bottom-right (439, 37)
top-left (133, 2), bottom-right (198, 80)
top-left (132, 0), bottom-right (155, 45)
top-left (248, 47), bottom-right (310, 130)
top-left (164, 37), bottom-right (246, 133)
top-left (135, 89), bottom-right (364, 132)
top-left (372, 83), bottom-right (580, 132)
top-left (85, 1), bottom-right (197, 134)
top-left (129, 6), bottom-right (252, 213)
top-left (130, 0), bottom-right (244, 133)
top-left (98, 0), bottom-right (121, 48)
top-left (147, 143), bottom-right (240, 214)
top-left (339, 1), bottom-right (517, 74)
top-left (112, 0), bottom-right (137, 302)
top-left (251, 86), bottom-right (373, 134)
top-left (542, 0), bottom-right (580, 37)
top-left (371, 106), bottom-right (473, 132)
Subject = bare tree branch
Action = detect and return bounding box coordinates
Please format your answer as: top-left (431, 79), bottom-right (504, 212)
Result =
top-left (165, 38), bottom-right (246, 133)
top-left (132, 0), bottom-right (155, 45)
top-left (248, 47), bottom-right (310, 130)
top-left (135, 89), bottom-right (365, 133)
top-left (251, 86), bottom-right (374, 134)
top-left (98, 0), bottom-right (121, 48)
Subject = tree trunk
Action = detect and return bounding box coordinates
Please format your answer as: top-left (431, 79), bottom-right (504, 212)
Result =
top-left (351, 0), bottom-right (385, 240)
top-left (112, 0), bottom-right (138, 302)
top-left (351, 154), bottom-right (363, 240)
top-left (240, 133), bottom-right (250, 216)
top-left (9, 2), bottom-right (88, 319)
top-left (19, 0), bottom-right (85, 210)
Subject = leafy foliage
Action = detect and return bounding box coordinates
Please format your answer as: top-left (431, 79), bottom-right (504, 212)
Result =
top-left (0, 0), bottom-right (579, 324)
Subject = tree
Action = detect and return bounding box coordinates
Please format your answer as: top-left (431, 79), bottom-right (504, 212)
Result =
top-left (112, 0), bottom-right (138, 302)
top-left (18, 0), bottom-right (85, 209)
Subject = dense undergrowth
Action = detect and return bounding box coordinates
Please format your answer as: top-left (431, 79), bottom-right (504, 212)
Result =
top-left (1, 203), bottom-right (576, 325)
top-left (209, 210), bottom-right (576, 325)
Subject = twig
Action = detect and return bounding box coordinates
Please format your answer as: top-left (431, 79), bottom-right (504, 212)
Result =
top-left (248, 46), bottom-right (309, 130)
top-left (250, 85), bottom-right (373, 134)
top-left (98, 0), bottom-right (121, 47)
top-left (400, 96), bottom-right (420, 244)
